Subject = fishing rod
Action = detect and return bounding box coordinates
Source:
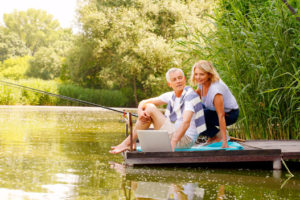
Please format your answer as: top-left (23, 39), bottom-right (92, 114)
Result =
top-left (0, 80), bottom-right (138, 117)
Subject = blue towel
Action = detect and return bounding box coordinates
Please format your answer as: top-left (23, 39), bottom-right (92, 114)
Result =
top-left (175, 141), bottom-right (244, 151)
top-left (136, 141), bottom-right (243, 152)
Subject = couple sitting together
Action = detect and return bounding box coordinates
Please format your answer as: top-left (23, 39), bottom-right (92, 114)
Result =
top-left (110, 60), bottom-right (239, 154)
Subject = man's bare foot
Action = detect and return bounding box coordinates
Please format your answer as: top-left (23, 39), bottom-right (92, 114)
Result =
top-left (109, 144), bottom-right (130, 154)
top-left (109, 162), bottom-right (126, 174)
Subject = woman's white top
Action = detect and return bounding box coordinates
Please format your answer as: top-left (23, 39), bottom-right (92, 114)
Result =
top-left (198, 79), bottom-right (238, 113)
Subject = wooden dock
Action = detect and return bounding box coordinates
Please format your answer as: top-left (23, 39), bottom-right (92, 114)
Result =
top-left (123, 140), bottom-right (300, 169)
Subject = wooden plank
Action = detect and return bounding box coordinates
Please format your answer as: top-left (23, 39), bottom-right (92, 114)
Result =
top-left (244, 140), bottom-right (300, 153)
top-left (125, 155), bottom-right (280, 165)
top-left (124, 140), bottom-right (300, 167)
top-left (124, 149), bottom-right (282, 166)
top-left (282, 152), bottom-right (300, 159)
top-left (125, 149), bottom-right (281, 158)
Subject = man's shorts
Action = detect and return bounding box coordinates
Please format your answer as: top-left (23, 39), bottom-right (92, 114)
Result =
top-left (159, 119), bottom-right (194, 148)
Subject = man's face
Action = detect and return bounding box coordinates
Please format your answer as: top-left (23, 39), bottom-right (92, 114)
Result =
top-left (168, 70), bottom-right (186, 93)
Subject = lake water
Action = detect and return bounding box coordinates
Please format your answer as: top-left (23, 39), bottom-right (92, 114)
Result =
top-left (0, 106), bottom-right (299, 200)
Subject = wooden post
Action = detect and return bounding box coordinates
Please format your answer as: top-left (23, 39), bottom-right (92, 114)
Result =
top-left (125, 123), bottom-right (129, 137)
top-left (123, 110), bottom-right (129, 137)
top-left (273, 158), bottom-right (282, 170)
top-left (129, 112), bottom-right (133, 152)
top-left (229, 136), bottom-right (246, 142)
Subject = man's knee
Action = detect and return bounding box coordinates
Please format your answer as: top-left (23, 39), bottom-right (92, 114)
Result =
top-left (144, 103), bottom-right (158, 115)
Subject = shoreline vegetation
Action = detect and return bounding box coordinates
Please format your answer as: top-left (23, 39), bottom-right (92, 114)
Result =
top-left (0, 0), bottom-right (299, 140)
top-left (0, 79), bottom-right (129, 107)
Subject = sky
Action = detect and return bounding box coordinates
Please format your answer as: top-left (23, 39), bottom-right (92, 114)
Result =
top-left (0, 0), bottom-right (78, 31)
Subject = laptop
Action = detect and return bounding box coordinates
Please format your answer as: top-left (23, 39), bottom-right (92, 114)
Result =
top-left (137, 130), bottom-right (172, 152)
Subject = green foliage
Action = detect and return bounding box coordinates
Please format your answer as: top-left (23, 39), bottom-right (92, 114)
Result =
top-left (178, 0), bottom-right (300, 139)
top-left (3, 8), bottom-right (60, 55)
top-left (1, 9), bottom-right (74, 81)
top-left (27, 47), bottom-right (62, 80)
top-left (0, 29), bottom-right (30, 61)
top-left (50, 29), bottom-right (75, 57)
top-left (58, 84), bottom-right (129, 107)
top-left (0, 56), bottom-right (31, 80)
top-left (0, 79), bottom-right (58, 105)
top-left (0, 79), bottom-right (129, 107)
top-left (66, 0), bottom-right (215, 105)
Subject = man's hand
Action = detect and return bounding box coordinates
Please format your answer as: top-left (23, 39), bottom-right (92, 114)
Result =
top-left (171, 138), bottom-right (178, 152)
top-left (137, 98), bottom-right (165, 123)
top-left (138, 109), bottom-right (151, 123)
top-left (170, 111), bottom-right (194, 151)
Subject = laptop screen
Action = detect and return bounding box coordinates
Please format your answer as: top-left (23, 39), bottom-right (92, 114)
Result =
top-left (137, 130), bottom-right (172, 152)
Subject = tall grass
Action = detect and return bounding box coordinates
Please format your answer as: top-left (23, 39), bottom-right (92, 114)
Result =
top-left (57, 84), bottom-right (129, 107)
top-left (179, 0), bottom-right (299, 139)
top-left (0, 79), bottom-right (58, 105)
top-left (0, 79), bottom-right (130, 107)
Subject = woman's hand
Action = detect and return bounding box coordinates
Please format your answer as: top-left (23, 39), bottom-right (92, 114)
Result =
top-left (222, 140), bottom-right (229, 148)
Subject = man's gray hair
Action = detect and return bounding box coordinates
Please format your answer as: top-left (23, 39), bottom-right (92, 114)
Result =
top-left (166, 68), bottom-right (185, 82)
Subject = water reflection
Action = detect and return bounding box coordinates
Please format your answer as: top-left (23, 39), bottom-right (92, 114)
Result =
top-left (131, 182), bottom-right (204, 200)
top-left (110, 162), bottom-right (300, 200)
top-left (110, 162), bottom-right (205, 199)
top-left (0, 106), bottom-right (125, 199)
top-left (0, 106), bottom-right (299, 200)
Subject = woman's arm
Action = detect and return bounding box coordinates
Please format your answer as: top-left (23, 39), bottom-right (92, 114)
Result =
top-left (213, 94), bottom-right (228, 148)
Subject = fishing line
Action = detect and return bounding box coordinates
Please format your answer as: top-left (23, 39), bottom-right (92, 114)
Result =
top-left (0, 80), bottom-right (137, 117)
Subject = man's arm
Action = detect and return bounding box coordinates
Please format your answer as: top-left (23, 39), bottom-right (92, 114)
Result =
top-left (138, 97), bottom-right (166, 110)
top-left (137, 97), bottom-right (166, 122)
top-left (170, 110), bottom-right (194, 151)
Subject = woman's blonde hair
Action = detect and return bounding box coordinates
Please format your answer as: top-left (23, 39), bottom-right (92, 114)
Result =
top-left (190, 60), bottom-right (220, 85)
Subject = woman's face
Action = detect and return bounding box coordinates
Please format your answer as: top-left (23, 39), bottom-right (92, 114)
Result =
top-left (194, 67), bottom-right (211, 85)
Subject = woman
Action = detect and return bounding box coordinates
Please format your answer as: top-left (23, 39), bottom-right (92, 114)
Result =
top-left (190, 60), bottom-right (239, 148)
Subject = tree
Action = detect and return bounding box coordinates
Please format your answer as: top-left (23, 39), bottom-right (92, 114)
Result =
top-left (66, 0), bottom-right (214, 105)
top-left (0, 28), bottom-right (30, 61)
top-left (3, 9), bottom-right (60, 55)
top-left (27, 47), bottom-right (61, 80)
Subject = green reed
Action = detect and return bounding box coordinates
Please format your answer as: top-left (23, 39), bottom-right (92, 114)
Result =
top-left (0, 79), bottom-right (130, 107)
top-left (57, 83), bottom-right (129, 107)
top-left (179, 0), bottom-right (299, 139)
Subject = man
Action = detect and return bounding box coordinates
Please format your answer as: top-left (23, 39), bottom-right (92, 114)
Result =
top-left (110, 68), bottom-right (206, 154)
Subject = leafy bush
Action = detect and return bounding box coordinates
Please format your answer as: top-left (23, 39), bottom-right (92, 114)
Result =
top-left (0, 56), bottom-right (31, 80)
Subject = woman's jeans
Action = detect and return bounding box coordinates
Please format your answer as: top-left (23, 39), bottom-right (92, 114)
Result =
top-left (200, 107), bottom-right (239, 138)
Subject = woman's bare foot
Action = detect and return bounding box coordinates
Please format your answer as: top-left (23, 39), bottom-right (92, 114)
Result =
top-left (205, 136), bottom-right (217, 145)
top-left (205, 132), bottom-right (223, 145)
